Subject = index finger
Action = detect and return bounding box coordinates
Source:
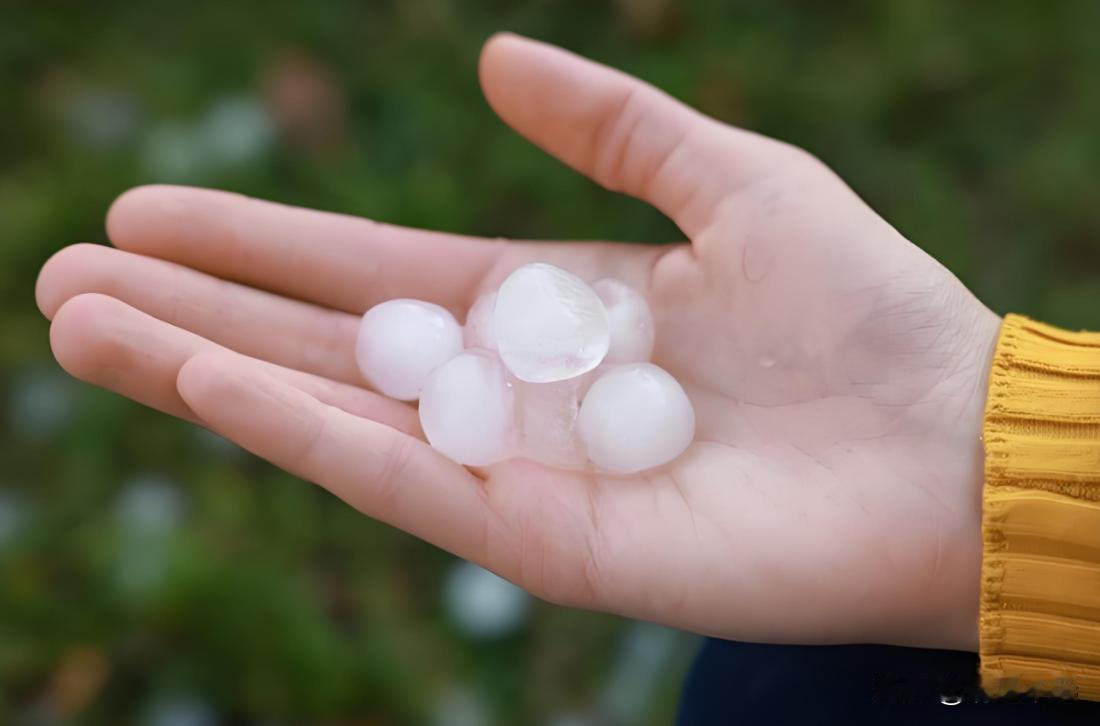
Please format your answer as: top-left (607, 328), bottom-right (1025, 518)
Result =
top-left (106, 184), bottom-right (505, 314)
top-left (105, 184), bottom-right (667, 317)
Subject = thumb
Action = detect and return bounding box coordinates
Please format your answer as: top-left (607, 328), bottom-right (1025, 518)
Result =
top-left (478, 33), bottom-right (786, 236)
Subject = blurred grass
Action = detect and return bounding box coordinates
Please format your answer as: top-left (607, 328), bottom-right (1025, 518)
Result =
top-left (2, 1), bottom-right (1100, 723)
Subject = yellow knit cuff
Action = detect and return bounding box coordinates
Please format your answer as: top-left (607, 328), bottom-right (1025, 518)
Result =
top-left (981, 314), bottom-right (1100, 700)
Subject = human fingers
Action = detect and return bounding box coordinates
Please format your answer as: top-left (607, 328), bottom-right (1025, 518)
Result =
top-left (37, 244), bottom-right (367, 385)
top-left (49, 293), bottom-right (416, 432)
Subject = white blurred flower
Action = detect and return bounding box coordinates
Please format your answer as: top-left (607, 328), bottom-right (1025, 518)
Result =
top-left (64, 87), bottom-right (140, 150)
top-left (114, 541), bottom-right (170, 596)
top-left (115, 474), bottom-right (187, 535)
top-left (433, 686), bottom-right (492, 726)
top-left (546, 713), bottom-right (596, 726)
top-left (191, 426), bottom-right (246, 460)
top-left (599, 623), bottom-right (696, 723)
top-left (113, 475), bottom-right (187, 596)
top-left (8, 366), bottom-right (75, 441)
top-left (195, 95), bottom-right (274, 168)
top-left (141, 95), bottom-right (273, 182)
top-left (141, 695), bottom-right (219, 726)
top-left (141, 121), bottom-right (204, 182)
top-left (443, 560), bottom-right (531, 639)
top-left (0, 492), bottom-right (29, 549)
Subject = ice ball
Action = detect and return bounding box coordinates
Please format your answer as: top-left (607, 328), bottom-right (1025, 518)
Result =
top-left (577, 363), bottom-right (695, 474)
top-left (494, 263), bottom-right (610, 383)
top-left (515, 378), bottom-right (587, 469)
top-left (419, 350), bottom-right (516, 466)
top-left (592, 279), bottom-right (655, 365)
top-left (356, 299), bottom-right (464, 401)
top-left (463, 291), bottom-right (498, 350)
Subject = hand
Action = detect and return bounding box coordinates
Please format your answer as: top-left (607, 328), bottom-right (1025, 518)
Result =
top-left (36, 34), bottom-right (1000, 651)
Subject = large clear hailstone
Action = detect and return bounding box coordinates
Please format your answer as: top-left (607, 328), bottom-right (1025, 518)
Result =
top-left (577, 363), bottom-right (695, 474)
top-left (494, 263), bottom-right (610, 383)
top-left (592, 278), bottom-right (655, 364)
top-left (356, 299), bottom-right (464, 401)
top-left (419, 350), bottom-right (516, 466)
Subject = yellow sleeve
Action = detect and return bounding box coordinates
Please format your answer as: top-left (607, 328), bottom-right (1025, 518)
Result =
top-left (980, 313), bottom-right (1100, 700)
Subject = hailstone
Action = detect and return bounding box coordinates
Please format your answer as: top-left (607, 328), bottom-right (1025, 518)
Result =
top-left (494, 263), bottom-right (610, 383)
top-left (357, 262), bottom-right (696, 475)
top-left (592, 278), bottom-right (656, 364)
top-left (463, 291), bottom-right (498, 350)
top-left (418, 350), bottom-right (516, 466)
top-left (514, 378), bottom-right (587, 469)
top-left (355, 299), bottom-right (464, 401)
top-left (577, 363), bottom-right (695, 474)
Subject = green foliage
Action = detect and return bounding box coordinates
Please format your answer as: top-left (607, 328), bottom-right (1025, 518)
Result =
top-left (2, 1), bottom-right (1099, 722)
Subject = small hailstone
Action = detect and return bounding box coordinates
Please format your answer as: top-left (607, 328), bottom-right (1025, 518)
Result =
top-left (356, 299), bottom-right (464, 401)
top-left (463, 291), bottom-right (498, 350)
top-left (419, 350), bottom-right (516, 466)
top-left (494, 263), bottom-right (610, 383)
top-left (577, 363), bottom-right (695, 474)
top-left (592, 279), bottom-right (655, 364)
top-left (515, 378), bottom-right (587, 468)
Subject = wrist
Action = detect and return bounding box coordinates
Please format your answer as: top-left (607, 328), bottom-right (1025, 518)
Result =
top-left (956, 307), bottom-right (1003, 652)
top-left (908, 303), bottom-right (1001, 652)
top-left (978, 314), bottom-right (1100, 699)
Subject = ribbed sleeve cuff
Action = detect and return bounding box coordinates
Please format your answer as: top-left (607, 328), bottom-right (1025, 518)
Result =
top-left (981, 314), bottom-right (1100, 700)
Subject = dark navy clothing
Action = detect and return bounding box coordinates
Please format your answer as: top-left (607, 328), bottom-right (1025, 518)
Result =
top-left (677, 638), bottom-right (1100, 725)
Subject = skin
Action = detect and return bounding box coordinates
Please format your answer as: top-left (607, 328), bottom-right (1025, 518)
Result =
top-left (36, 34), bottom-right (1000, 652)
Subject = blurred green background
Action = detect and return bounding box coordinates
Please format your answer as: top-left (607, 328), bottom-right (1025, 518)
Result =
top-left (3, 1), bottom-right (1100, 723)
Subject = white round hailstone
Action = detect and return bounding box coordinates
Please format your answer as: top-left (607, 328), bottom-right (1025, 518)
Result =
top-left (419, 350), bottom-right (516, 466)
top-left (463, 291), bottom-right (498, 350)
top-left (356, 299), bottom-right (464, 401)
top-left (444, 560), bottom-right (531, 639)
top-left (577, 363), bottom-right (695, 474)
top-left (494, 263), bottom-right (610, 383)
top-left (592, 278), bottom-right (656, 364)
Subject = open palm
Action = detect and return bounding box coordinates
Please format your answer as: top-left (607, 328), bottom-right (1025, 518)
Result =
top-left (37, 35), bottom-right (1000, 652)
